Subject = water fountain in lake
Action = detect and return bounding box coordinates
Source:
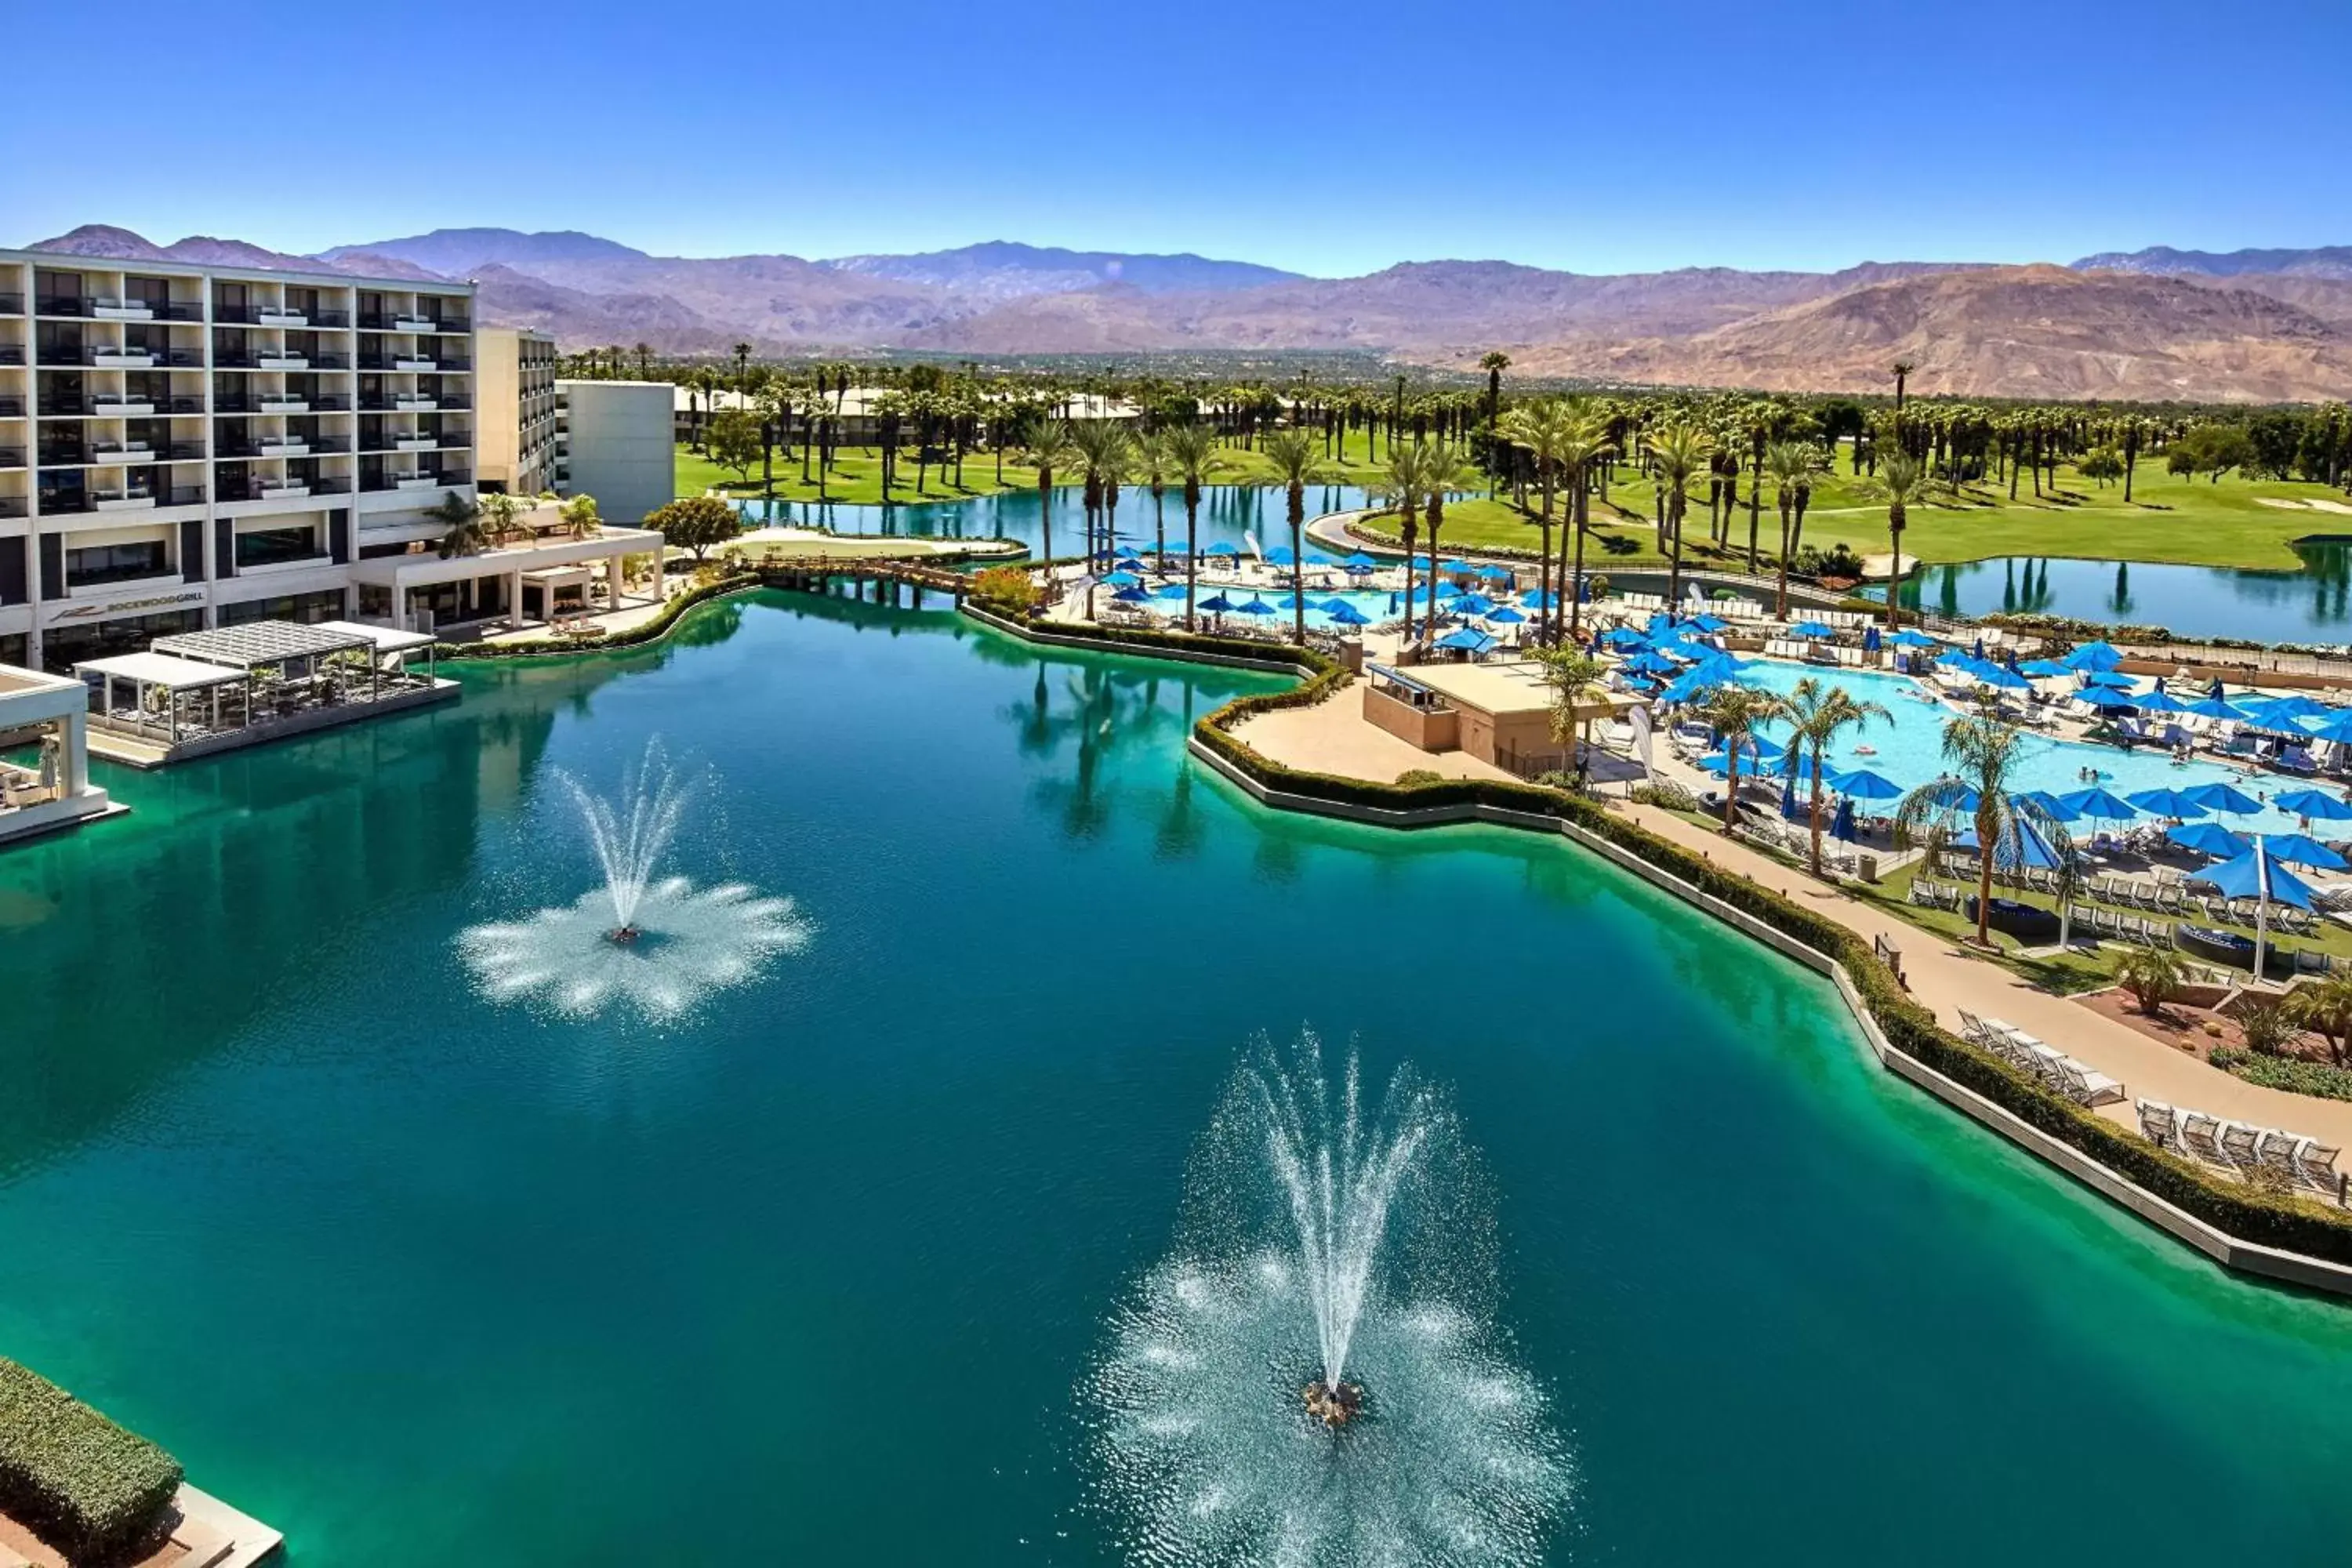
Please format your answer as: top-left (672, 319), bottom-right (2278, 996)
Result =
top-left (457, 739), bottom-right (813, 1019)
top-left (1089, 1033), bottom-right (1573, 1566)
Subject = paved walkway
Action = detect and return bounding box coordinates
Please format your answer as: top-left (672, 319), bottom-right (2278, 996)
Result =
top-left (1623, 802), bottom-right (2352, 1151)
top-left (1233, 670), bottom-right (2352, 1154)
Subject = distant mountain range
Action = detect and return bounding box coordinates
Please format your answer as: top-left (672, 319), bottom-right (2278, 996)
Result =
top-left (22, 223), bottom-right (2352, 402)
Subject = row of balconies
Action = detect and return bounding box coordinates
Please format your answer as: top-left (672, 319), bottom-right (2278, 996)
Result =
top-left (27, 391), bottom-right (474, 417)
top-left (27, 294), bottom-right (469, 328)
top-left (33, 430), bottom-right (469, 466)
top-left (32, 296), bottom-right (206, 322)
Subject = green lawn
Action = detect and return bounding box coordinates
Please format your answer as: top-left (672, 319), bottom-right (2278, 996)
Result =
top-left (1374, 461), bottom-right (2352, 575)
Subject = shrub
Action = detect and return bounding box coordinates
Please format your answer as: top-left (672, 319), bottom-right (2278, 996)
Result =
top-left (1630, 779), bottom-right (1700, 812)
top-left (971, 564), bottom-right (1040, 615)
top-left (0, 1359), bottom-right (182, 1564)
top-left (1396, 769), bottom-right (1444, 787)
top-left (646, 495), bottom-right (740, 560)
top-left (2115, 948), bottom-right (2184, 1017)
top-left (2211, 1047), bottom-right (2352, 1103)
top-left (1795, 542), bottom-right (1867, 579)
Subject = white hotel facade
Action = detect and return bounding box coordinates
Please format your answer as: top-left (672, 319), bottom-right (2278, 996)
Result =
top-left (0, 249), bottom-right (655, 673)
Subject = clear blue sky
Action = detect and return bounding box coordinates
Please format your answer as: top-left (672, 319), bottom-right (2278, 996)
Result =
top-left (3, 0), bottom-right (2345, 278)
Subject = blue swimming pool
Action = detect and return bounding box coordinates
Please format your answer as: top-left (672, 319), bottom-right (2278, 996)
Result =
top-left (1735, 661), bottom-right (2336, 835)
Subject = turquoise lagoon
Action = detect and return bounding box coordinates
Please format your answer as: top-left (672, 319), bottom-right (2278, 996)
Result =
top-left (1879, 543), bottom-right (2352, 644)
top-left (2, 589), bottom-right (2351, 1563)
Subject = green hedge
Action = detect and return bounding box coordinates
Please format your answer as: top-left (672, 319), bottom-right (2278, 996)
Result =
top-left (0, 1359), bottom-right (182, 1563)
top-left (1189, 677), bottom-right (2352, 1266)
top-left (441, 572), bottom-right (760, 660)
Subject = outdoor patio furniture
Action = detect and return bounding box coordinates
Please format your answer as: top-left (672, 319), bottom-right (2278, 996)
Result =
top-left (2059, 1058), bottom-right (2126, 1108)
top-left (2136, 1100), bottom-right (2178, 1149)
top-left (2219, 1123), bottom-right (2263, 1167)
top-left (2179, 1112), bottom-right (2227, 1165)
top-left (2297, 1141), bottom-right (2343, 1192)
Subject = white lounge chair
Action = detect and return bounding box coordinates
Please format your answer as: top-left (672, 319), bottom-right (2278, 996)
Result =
top-left (2297, 1141), bottom-right (2343, 1194)
top-left (2059, 1058), bottom-right (2126, 1108)
top-left (2219, 1122), bottom-right (2263, 1167)
top-left (2136, 1099), bottom-right (2178, 1149)
top-left (2180, 1112), bottom-right (2227, 1165)
top-left (2256, 1130), bottom-right (2306, 1185)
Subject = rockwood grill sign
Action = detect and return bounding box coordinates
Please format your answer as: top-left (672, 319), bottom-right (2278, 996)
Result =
top-left (44, 590), bottom-right (205, 624)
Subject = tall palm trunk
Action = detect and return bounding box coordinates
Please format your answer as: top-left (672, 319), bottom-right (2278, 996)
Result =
top-left (1973, 803), bottom-right (1996, 945)
top-left (1567, 481), bottom-right (1590, 641)
top-left (1399, 510), bottom-right (1419, 645)
top-left (1775, 495), bottom-right (1794, 619)
top-left (1037, 477), bottom-right (1054, 601)
top-left (1665, 493), bottom-right (1686, 608)
top-left (1723, 746), bottom-right (1742, 832)
top-left (1184, 484), bottom-right (1201, 630)
top-left (1807, 746), bottom-right (1827, 875)
top-left (1288, 484), bottom-right (1307, 645)
top-left (1885, 503), bottom-right (1905, 630)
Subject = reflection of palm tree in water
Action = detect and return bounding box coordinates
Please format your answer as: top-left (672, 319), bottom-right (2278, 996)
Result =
top-left (2108, 561), bottom-right (2134, 619)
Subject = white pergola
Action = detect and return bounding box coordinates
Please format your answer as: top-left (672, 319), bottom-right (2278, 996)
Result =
top-left (73, 651), bottom-right (252, 744)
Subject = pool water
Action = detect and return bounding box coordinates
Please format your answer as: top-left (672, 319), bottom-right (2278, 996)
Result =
top-left (4, 590), bottom-right (2352, 1565)
top-left (1733, 661), bottom-right (2334, 833)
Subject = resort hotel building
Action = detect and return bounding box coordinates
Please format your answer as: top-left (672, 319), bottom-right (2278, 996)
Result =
top-left (0, 249), bottom-right (662, 675)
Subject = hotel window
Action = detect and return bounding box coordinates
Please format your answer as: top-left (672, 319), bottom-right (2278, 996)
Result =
top-left (65, 539), bottom-right (169, 587)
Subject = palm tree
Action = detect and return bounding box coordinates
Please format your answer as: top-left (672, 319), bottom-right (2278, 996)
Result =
top-left (1258, 428), bottom-right (1330, 644)
top-left (1135, 430), bottom-right (1173, 561)
top-left (1646, 423), bottom-right (1711, 610)
top-left (1530, 646), bottom-right (1607, 784)
top-left (1022, 421), bottom-right (1079, 604)
top-left (1498, 401), bottom-right (1572, 640)
top-left (1069, 419), bottom-right (1128, 585)
top-left (2285, 972), bottom-right (2352, 1067)
top-left (429, 490), bottom-right (488, 559)
top-left (1557, 406), bottom-right (1614, 642)
top-left (1891, 359), bottom-right (1915, 415)
top-left (1764, 440), bottom-right (1818, 619)
top-left (1160, 423), bottom-right (1221, 630)
top-left (633, 342), bottom-right (652, 379)
top-left (1376, 442), bottom-right (1429, 644)
top-left (1092, 425), bottom-right (1138, 618)
top-left (1782, 677), bottom-right (1889, 877)
top-left (1871, 448), bottom-right (1930, 630)
top-left (1697, 685), bottom-right (1791, 833)
top-left (732, 342), bottom-right (753, 383)
top-left (1417, 441), bottom-right (1479, 649)
top-left (1892, 710), bottom-right (2070, 947)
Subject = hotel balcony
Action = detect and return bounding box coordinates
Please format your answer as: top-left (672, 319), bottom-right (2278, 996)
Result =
top-left (0, 498), bottom-right (26, 518)
top-left (40, 484), bottom-right (207, 515)
top-left (0, 294), bottom-right (23, 316)
top-left (214, 475), bottom-right (352, 503)
top-left (38, 296), bottom-right (203, 322)
top-left (365, 467), bottom-right (470, 494)
top-left (0, 347), bottom-right (23, 368)
top-left (0, 448), bottom-right (22, 470)
top-left (39, 346), bottom-right (203, 370)
top-left (0, 398), bottom-right (24, 418)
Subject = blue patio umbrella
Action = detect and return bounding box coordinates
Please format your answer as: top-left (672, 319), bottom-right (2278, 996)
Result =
top-left (2081, 670), bottom-right (2135, 688)
top-left (1831, 797), bottom-right (1860, 842)
top-left (1265, 545), bottom-right (1296, 565)
top-left (2299, 709), bottom-right (2352, 746)
top-left (1111, 586), bottom-right (1151, 604)
top-left (2064, 640), bottom-right (2124, 671)
top-left (1325, 602), bottom-right (1372, 628)
top-left (2074, 687), bottom-right (2137, 711)
top-left (1203, 541), bottom-right (1240, 557)
top-left (1831, 768), bottom-right (1904, 802)
top-left (1973, 664), bottom-right (2031, 691)
top-left (2186, 696), bottom-right (2249, 721)
top-left (1780, 775), bottom-right (1798, 817)
top-left (1102, 569), bottom-right (1142, 587)
top-left (1687, 613), bottom-right (1730, 633)
top-left (1660, 670), bottom-right (1726, 704)
top-left (1439, 559), bottom-right (1470, 575)
top-left (1914, 777), bottom-right (1982, 813)
top-left (2133, 690), bottom-right (2192, 714)
top-left (2019, 659), bottom-right (2071, 678)
top-left (2167, 820), bottom-right (2249, 858)
top-left (1153, 583), bottom-right (1189, 599)
top-left (1197, 593), bottom-right (1237, 613)
top-left (1954, 818), bottom-right (2062, 870)
top-left (2276, 787), bottom-right (2352, 821)
top-left (1234, 597), bottom-right (1275, 616)
top-left (2207, 677), bottom-right (2226, 702)
top-left (1453, 593), bottom-right (1497, 615)
top-left (1520, 589), bottom-right (1562, 609)
top-left (2011, 789), bottom-right (2081, 822)
top-left (2264, 832), bottom-right (2350, 870)
top-left (2198, 841), bottom-right (2318, 971)
top-left (2059, 786), bottom-right (2140, 822)
top-left (1697, 738), bottom-right (1780, 773)
top-left (2236, 700), bottom-right (2307, 734)
top-left (1476, 563), bottom-right (1514, 581)
top-left (1647, 613), bottom-right (1679, 633)
top-left (2262, 694), bottom-right (2332, 721)
top-left (1156, 541), bottom-right (1189, 554)
top-left (1789, 621), bottom-right (1835, 638)
top-left (1388, 592), bottom-right (1400, 613)
top-left (1621, 652), bottom-right (1682, 675)
top-left (1434, 626), bottom-right (1496, 652)
top-left (1889, 629), bottom-right (1939, 648)
top-left (1113, 546), bottom-right (1143, 561)
top-left (1342, 552), bottom-right (1377, 572)
top-left (2127, 787), bottom-right (2209, 818)
top-left (1599, 626), bottom-right (1649, 648)
top-left (1485, 606), bottom-right (1527, 625)
top-left (2188, 780), bottom-right (2264, 816)
top-left (1408, 583), bottom-right (1457, 604)
top-left (1861, 625), bottom-right (1882, 653)
top-left (1972, 637), bottom-right (1987, 660)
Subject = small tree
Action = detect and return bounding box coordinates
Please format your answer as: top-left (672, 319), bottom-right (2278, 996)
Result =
top-left (647, 495), bottom-right (739, 561)
top-left (2234, 997), bottom-right (2302, 1058)
top-left (560, 492), bottom-right (601, 539)
top-left (2285, 972), bottom-right (2352, 1067)
top-left (429, 489), bottom-right (487, 559)
top-left (707, 408), bottom-right (764, 483)
top-left (1696, 685), bottom-right (1791, 833)
top-left (2114, 947), bottom-right (2184, 1019)
top-left (476, 490), bottom-right (525, 546)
